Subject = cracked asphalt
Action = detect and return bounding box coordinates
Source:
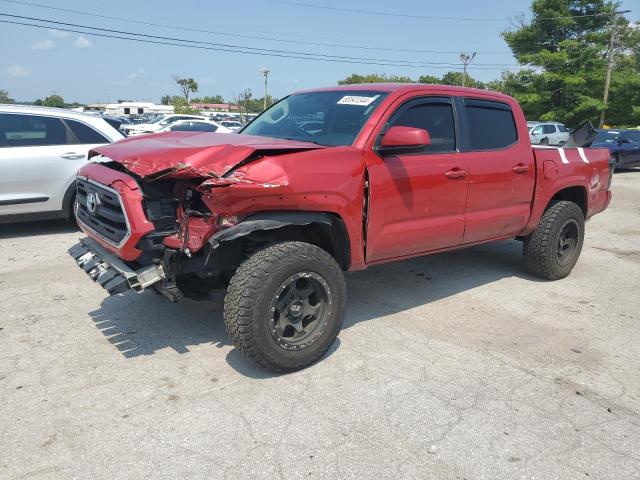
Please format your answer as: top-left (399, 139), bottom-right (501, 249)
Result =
top-left (2, 171), bottom-right (640, 480)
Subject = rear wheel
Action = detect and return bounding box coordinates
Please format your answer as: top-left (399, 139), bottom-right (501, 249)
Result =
top-left (224, 241), bottom-right (347, 372)
top-left (523, 201), bottom-right (585, 280)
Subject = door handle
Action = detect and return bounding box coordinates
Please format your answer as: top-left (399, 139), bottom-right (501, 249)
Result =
top-left (512, 164), bottom-right (530, 174)
top-left (444, 168), bottom-right (468, 180)
top-left (60, 152), bottom-right (85, 160)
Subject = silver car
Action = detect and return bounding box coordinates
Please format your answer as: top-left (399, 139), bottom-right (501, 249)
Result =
top-left (529, 122), bottom-right (571, 146)
top-left (0, 105), bottom-right (124, 223)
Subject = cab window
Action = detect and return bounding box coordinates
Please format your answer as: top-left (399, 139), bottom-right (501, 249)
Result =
top-left (388, 100), bottom-right (456, 153)
top-left (464, 99), bottom-right (518, 150)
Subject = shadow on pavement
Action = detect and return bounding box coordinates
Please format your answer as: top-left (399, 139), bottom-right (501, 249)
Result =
top-left (0, 219), bottom-right (78, 239)
top-left (87, 239), bottom-right (540, 376)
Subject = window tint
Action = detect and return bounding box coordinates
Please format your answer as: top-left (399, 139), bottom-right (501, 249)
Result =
top-left (66, 119), bottom-right (109, 144)
top-left (0, 113), bottom-right (67, 147)
top-left (621, 131), bottom-right (640, 142)
top-left (465, 100), bottom-right (517, 150)
top-left (543, 124), bottom-right (556, 134)
top-left (391, 102), bottom-right (456, 153)
top-left (558, 125), bottom-right (569, 133)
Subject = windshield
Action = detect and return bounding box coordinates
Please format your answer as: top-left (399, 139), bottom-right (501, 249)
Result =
top-left (594, 130), bottom-right (621, 143)
top-left (241, 90), bottom-right (388, 146)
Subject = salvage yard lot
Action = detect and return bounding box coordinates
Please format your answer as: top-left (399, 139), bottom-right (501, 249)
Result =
top-left (1, 172), bottom-right (640, 480)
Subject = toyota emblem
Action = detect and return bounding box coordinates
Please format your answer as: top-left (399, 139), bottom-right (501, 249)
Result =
top-left (86, 192), bottom-right (99, 214)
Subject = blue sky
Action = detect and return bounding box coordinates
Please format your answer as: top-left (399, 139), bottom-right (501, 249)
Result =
top-left (0, 0), bottom-right (636, 103)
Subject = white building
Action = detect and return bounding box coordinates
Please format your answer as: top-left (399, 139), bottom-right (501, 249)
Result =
top-left (105, 102), bottom-right (173, 116)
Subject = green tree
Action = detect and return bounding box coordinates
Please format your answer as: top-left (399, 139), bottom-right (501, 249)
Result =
top-left (174, 77), bottom-right (199, 102)
top-left (337, 73), bottom-right (413, 85)
top-left (417, 74), bottom-right (442, 84)
top-left (440, 71), bottom-right (485, 88)
top-left (502, 0), bottom-right (639, 126)
top-left (172, 96), bottom-right (199, 114)
top-left (43, 94), bottom-right (64, 108)
top-left (33, 98), bottom-right (43, 106)
top-left (0, 89), bottom-right (15, 104)
top-left (160, 94), bottom-right (172, 105)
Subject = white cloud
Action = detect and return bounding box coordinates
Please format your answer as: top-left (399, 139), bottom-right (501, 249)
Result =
top-left (31, 39), bottom-right (55, 51)
top-left (127, 68), bottom-right (145, 80)
top-left (48, 29), bottom-right (70, 38)
top-left (74, 36), bottom-right (92, 48)
top-left (7, 65), bottom-right (28, 78)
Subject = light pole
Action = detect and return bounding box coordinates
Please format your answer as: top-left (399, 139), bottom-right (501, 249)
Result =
top-left (459, 52), bottom-right (477, 87)
top-left (260, 66), bottom-right (270, 111)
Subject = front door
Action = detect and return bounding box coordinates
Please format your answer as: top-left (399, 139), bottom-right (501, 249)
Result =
top-left (365, 97), bottom-right (469, 262)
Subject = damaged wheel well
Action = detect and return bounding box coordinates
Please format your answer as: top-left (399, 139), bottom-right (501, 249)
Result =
top-left (208, 211), bottom-right (351, 272)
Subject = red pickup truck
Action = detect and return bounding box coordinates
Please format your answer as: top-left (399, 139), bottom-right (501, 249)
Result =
top-left (68, 84), bottom-right (612, 371)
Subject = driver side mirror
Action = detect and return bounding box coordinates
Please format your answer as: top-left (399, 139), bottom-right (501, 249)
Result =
top-left (378, 126), bottom-right (431, 155)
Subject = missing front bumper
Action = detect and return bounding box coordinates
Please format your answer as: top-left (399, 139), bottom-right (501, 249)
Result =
top-left (68, 237), bottom-right (164, 295)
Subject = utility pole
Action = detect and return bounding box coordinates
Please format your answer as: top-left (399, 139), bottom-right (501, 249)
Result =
top-left (599, 10), bottom-right (631, 128)
top-left (260, 66), bottom-right (270, 111)
top-left (459, 52), bottom-right (477, 87)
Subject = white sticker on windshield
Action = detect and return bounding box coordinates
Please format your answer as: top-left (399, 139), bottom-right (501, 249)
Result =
top-left (337, 95), bottom-right (379, 106)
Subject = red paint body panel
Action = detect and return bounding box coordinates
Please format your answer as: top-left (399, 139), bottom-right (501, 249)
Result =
top-left (77, 163), bottom-right (155, 261)
top-left (76, 84), bottom-right (611, 270)
top-left (90, 132), bottom-right (326, 179)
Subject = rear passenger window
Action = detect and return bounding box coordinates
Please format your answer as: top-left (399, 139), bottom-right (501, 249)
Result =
top-left (465, 99), bottom-right (518, 150)
top-left (0, 113), bottom-right (67, 147)
top-left (543, 125), bottom-right (556, 134)
top-left (65, 119), bottom-right (109, 144)
top-left (558, 125), bottom-right (569, 133)
top-left (391, 102), bottom-right (456, 153)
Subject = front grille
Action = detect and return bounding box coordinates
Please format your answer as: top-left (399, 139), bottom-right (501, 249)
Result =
top-left (76, 177), bottom-right (130, 246)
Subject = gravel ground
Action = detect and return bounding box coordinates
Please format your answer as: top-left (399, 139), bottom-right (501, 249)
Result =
top-left (1, 171), bottom-right (639, 480)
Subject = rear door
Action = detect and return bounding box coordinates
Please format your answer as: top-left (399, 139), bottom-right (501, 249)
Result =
top-left (460, 98), bottom-right (535, 244)
top-left (365, 96), bottom-right (469, 262)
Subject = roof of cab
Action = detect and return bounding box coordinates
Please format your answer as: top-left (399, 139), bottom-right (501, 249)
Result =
top-left (297, 83), bottom-right (514, 101)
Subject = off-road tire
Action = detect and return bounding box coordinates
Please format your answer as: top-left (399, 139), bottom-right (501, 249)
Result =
top-left (523, 201), bottom-right (585, 280)
top-left (223, 241), bottom-right (347, 372)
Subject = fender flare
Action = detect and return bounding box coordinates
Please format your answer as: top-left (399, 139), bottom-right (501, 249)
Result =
top-left (208, 211), bottom-right (351, 269)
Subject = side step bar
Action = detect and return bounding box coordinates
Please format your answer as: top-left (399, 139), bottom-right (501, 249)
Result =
top-left (68, 237), bottom-right (164, 295)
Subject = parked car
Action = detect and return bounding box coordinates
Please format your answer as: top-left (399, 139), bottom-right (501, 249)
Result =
top-left (591, 129), bottom-right (640, 169)
top-left (529, 122), bottom-right (571, 146)
top-left (69, 84), bottom-right (611, 372)
top-left (0, 105), bottom-right (124, 223)
top-left (158, 119), bottom-right (232, 133)
top-left (220, 120), bottom-right (244, 132)
top-left (122, 114), bottom-right (206, 136)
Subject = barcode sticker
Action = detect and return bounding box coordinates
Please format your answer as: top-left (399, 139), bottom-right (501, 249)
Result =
top-left (337, 95), bottom-right (379, 106)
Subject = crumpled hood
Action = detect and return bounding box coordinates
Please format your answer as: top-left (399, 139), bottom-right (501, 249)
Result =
top-left (90, 132), bottom-right (326, 180)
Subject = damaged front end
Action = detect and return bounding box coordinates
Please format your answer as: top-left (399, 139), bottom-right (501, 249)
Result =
top-left (69, 132), bottom-right (327, 301)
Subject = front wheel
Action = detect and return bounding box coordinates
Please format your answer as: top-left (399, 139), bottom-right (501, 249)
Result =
top-left (523, 201), bottom-right (585, 280)
top-left (224, 241), bottom-right (347, 372)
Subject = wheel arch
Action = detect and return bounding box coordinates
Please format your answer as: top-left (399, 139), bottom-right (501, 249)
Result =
top-left (61, 179), bottom-right (78, 220)
top-left (548, 185), bottom-right (587, 217)
top-left (209, 211), bottom-right (352, 270)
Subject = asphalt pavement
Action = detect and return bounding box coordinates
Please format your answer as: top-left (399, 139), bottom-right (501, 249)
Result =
top-left (1, 171), bottom-right (640, 480)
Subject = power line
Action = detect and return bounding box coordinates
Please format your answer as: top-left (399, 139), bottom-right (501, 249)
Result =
top-left (0, 14), bottom-right (525, 70)
top-left (262, 0), bottom-right (624, 22)
top-left (0, 18), bottom-right (525, 72)
top-left (0, 0), bottom-right (514, 55)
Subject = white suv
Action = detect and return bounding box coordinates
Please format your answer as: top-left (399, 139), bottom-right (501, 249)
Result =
top-left (0, 105), bottom-right (124, 223)
top-left (529, 122), bottom-right (570, 146)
